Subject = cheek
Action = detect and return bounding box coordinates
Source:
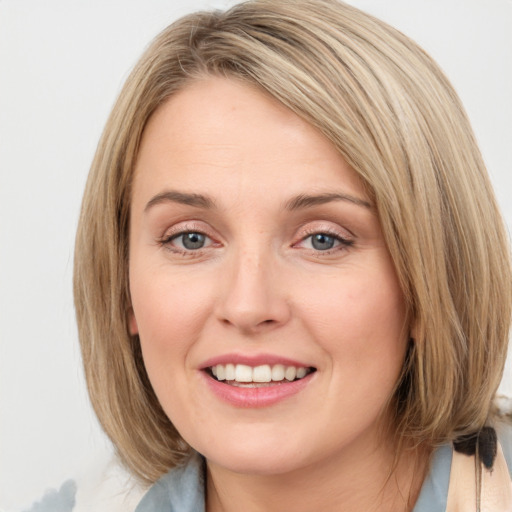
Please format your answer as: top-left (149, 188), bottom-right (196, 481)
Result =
top-left (130, 270), bottom-right (218, 429)
top-left (130, 269), bottom-right (214, 375)
top-left (298, 268), bottom-right (407, 376)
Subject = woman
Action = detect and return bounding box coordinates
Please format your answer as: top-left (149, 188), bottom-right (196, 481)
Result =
top-left (73, 0), bottom-right (512, 510)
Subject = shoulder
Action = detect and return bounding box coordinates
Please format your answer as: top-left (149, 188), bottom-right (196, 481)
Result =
top-left (413, 410), bottom-right (512, 512)
top-left (134, 452), bottom-right (205, 512)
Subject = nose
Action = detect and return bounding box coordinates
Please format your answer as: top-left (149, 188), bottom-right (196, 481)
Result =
top-left (215, 248), bottom-right (291, 334)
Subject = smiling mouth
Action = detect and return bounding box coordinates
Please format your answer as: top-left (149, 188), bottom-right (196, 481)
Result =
top-left (206, 363), bottom-right (316, 387)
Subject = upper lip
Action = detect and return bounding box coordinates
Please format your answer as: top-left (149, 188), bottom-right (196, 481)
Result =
top-left (199, 353), bottom-right (314, 370)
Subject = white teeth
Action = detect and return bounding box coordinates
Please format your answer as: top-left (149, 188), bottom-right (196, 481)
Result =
top-left (210, 363), bottom-right (311, 384)
top-left (235, 364), bottom-right (253, 382)
top-left (271, 364), bottom-right (285, 381)
top-left (253, 365), bottom-right (271, 383)
top-left (285, 366), bottom-right (297, 381)
top-left (296, 367), bottom-right (307, 379)
top-left (225, 363), bottom-right (235, 381)
top-left (216, 365), bottom-right (226, 381)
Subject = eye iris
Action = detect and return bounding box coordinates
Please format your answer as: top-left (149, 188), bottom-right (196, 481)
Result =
top-left (182, 232), bottom-right (205, 250)
top-left (311, 233), bottom-right (335, 250)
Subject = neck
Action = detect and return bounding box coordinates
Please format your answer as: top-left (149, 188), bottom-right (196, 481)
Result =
top-left (206, 434), bottom-right (430, 512)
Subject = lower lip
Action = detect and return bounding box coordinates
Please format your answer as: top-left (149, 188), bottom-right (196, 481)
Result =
top-left (201, 371), bottom-right (314, 408)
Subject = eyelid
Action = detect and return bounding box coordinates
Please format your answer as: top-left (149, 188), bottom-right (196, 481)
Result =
top-left (157, 221), bottom-right (222, 256)
top-left (156, 220), bottom-right (354, 256)
top-left (295, 221), bottom-right (354, 242)
top-left (159, 220), bottom-right (214, 241)
top-left (292, 222), bottom-right (355, 254)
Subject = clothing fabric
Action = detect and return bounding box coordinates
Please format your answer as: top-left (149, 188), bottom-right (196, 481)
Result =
top-left (135, 449), bottom-right (451, 512)
top-left (22, 422), bottom-right (512, 512)
top-left (135, 422), bottom-right (512, 512)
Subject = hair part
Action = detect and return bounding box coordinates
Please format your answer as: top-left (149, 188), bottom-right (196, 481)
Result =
top-left (74, 0), bottom-right (512, 482)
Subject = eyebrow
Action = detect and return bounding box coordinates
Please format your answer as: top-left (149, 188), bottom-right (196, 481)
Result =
top-left (144, 190), bottom-right (372, 213)
top-left (144, 190), bottom-right (216, 212)
top-left (285, 192), bottom-right (372, 210)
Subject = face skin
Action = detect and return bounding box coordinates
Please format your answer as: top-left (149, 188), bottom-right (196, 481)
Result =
top-left (129, 77), bottom-right (412, 510)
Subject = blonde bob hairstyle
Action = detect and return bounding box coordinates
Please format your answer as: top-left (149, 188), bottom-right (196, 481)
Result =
top-left (74, 0), bottom-right (512, 483)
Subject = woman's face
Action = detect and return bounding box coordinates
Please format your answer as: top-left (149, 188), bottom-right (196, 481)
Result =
top-left (129, 77), bottom-right (408, 475)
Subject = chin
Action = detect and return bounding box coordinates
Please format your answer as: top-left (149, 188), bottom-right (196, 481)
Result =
top-left (208, 451), bottom-right (307, 476)
top-left (195, 433), bottom-right (309, 476)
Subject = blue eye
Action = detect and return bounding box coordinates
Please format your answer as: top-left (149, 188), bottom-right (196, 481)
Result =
top-left (298, 231), bottom-right (353, 253)
top-left (310, 233), bottom-right (337, 251)
top-left (171, 232), bottom-right (210, 250)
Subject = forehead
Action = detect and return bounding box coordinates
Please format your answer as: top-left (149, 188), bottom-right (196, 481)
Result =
top-left (132, 77), bottom-right (367, 207)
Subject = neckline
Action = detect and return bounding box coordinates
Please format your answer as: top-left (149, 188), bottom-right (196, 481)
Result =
top-left (412, 443), bottom-right (452, 511)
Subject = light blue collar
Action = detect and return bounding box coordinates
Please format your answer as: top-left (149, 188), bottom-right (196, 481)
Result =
top-left (412, 443), bottom-right (452, 512)
top-left (135, 452), bottom-right (205, 512)
top-left (136, 445), bottom-right (453, 512)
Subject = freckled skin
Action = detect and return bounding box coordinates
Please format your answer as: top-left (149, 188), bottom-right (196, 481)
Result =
top-left (129, 78), bottom-right (410, 510)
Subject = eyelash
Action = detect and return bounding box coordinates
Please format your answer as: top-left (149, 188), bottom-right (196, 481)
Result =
top-left (295, 228), bottom-right (354, 255)
top-left (158, 223), bottom-right (216, 257)
top-left (157, 225), bottom-right (354, 257)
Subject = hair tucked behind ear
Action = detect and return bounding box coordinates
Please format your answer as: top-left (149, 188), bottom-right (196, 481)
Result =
top-left (74, 0), bottom-right (512, 482)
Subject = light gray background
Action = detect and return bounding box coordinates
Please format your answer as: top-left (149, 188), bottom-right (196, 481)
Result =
top-left (1, 0), bottom-right (511, 509)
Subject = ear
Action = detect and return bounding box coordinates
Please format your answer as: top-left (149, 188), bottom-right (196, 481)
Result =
top-left (128, 308), bottom-right (139, 335)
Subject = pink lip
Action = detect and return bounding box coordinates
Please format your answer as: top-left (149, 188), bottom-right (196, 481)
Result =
top-left (198, 354), bottom-right (316, 408)
top-left (199, 353), bottom-right (312, 369)
top-left (201, 371), bottom-right (315, 408)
